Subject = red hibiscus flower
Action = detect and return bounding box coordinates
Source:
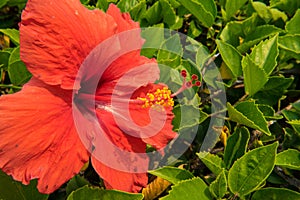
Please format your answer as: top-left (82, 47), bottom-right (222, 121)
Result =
top-left (0, 0), bottom-right (176, 194)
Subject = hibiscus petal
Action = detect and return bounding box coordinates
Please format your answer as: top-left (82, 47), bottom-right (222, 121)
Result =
top-left (97, 52), bottom-right (159, 96)
top-left (107, 4), bottom-right (140, 32)
top-left (91, 157), bottom-right (148, 193)
top-left (106, 4), bottom-right (144, 49)
top-left (91, 108), bottom-right (149, 192)
top-left (20, 0), bottom-right (117, 89)
top-left (0, 78), bottom-right (89, 194)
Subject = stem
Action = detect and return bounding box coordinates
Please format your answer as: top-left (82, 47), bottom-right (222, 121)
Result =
top-left (0, 84), bottom-right (22, 89)
top-left (274, 166), bottom-right (300, 189)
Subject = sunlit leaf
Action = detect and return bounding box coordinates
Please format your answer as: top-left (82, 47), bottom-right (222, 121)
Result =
top-left (227, 101), bottom-right (271, 135)
top-left (242, 54), bottom-right (268, 96)
top-left (224, 127), bottom-right (250, 168)
top-left (149, 166), bottom-right (194, 184)
top-left (216, 39), bottom-right (242, 77)
top-left (238, 25), bottom-right (282, 53)
top-left (252, 187), bottom-right (300, 200)
top-left (0, 28), bottom-right (19, 45)
top-left (225, 0), bottom-right (248, 19)
top-left (67, 186), bottom-right (143, 200)
top-left (197, 152), bottom-right (225, 176)
top-left (178, 0), bottom-right (216, 28)
top-left (285, 9), bottom-right (300, 34)
top-left (161, 177), bottom-right (211, 200)
top-left (228, 142), bottom-right (278, 197)
top-left (276, 149), bottom-right (300, 170)
top-left (249, 35), bottom-right (279, 75)
top-left (279, 35), bottom-right (300, 60)
top-left (209, 169), bottom-right (227, 199)
top-left (252, 1), bottom-right (273, 23)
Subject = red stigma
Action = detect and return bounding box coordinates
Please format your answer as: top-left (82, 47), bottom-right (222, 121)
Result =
top-left (171, 70), bottom-right (201, 97)
top-left (191, 74), bottom-right (198, 80)
top-left (181, 70), bottom-right (187, 78)
top-left (195, 81), bottom-right (201, 87)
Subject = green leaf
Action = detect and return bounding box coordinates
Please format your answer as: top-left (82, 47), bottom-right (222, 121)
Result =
top-left (252, 1), bottom-right (273, 23)
top-left (225, 0), bottom-right (248, 19)
top-left (228, 142), bottom-right (278, 197)
top-left (66, 175), bottom-right (89, 195)
top-left (249, 35), bottom-right (279, 75)
top-left (172, 94), bottom-right (207, 131)
top-left (282, 109), bottom-right (300, 121)
top-left (197, 152), bottom-right (225, 176)
top-left (0, 28), bottom-right (20, 45)
top-left (282, 110), bottom-right (300, 133)
top-left (253, 76), bottom-right (293, 106)
top-left (287, 121), bottom-right (300, 134)
top-left (128, 0), bottom-right (146, 21)
top-left (220, 21), bottom-right (243, 47)
top-left (178, 0), bottom-right (216, 28)
top-left (6, 0), bottom-right (27, 7)
top-left (238, 25), bottom-right (283, 53)
top-left (149, 166), bottom-right (194, 184)
top-left (8, 60), bottom-right (32, 85)
top-left (157, 34), bottom-right (182, 68)
top-left (141, 26), bottom-right (164, 58)
top-left (170, 16), bottom-right (184, 30)
top-left (161, 177), bottom-right (211, 200)
top-left (67, 186), bottom-right (143, 200)
top-left (0, 0), bottom-right (9, 8)
top-left (144, 1), bottom-right (162, 25)
top-left (227, 101), bottom-right (271, 135)
top-left (275, 149), bottom-right (300, 170)
top-left (258, 104), bottom-right (283, 120)
top-left (216, 39), bottom-right (242, 77)
top-left (270, 0), bottom-right (300, 15)
top-left (283, 128), bottom-right (300, 151)
top-left (209, 169), bottom-right (227, 199)
top-left (242, 54), bottom-right (268, 96)
top-left (285, 9), bottom-right (300, 34)
top-left (0, 50), bottom-right (10, 69)
top-left (160, 0), bottom-right (176, 26)
top-left (196, 44), bottom-right (210, 70)
top-left (224, 127), bottom-right (250, 168)
top-left (270, 8), bottom-right (288, 22)
top-left (187, 20), bottom-right (202, 38)
top-left (252, 187), bottom-right (300, 200)
top-left (0, 170), bottom-right (48, 200)
top-left (292, 101), bottom-right (300, 112)
top-left (117, 0), bottom-right (138, 12)
top-left (279, 35), bottom-right (300, 60)
top-left (245, 26), bottom-right (282, 43)
top-left (8, 46), bottom-right (21, 65)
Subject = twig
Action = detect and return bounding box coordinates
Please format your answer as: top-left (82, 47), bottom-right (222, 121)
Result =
top-left (0, 84), bottom-right (22, 89)
top-left (274, 166), bottom-right (300, 190)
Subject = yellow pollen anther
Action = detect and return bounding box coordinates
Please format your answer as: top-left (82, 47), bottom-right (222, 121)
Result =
top-left (137, 87), bottom-right (174, 109)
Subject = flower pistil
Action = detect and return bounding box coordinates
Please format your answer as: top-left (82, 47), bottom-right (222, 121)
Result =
top-left (137, 87), bottom-right (174, 109)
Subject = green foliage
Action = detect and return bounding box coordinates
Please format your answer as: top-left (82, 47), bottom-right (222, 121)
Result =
top-left (160, 177), bottom-right (211, 200)
top-left (252, 187), bottom-right (300, 200)
top-left (148, 166), bottom-right (194, 184)
top-left (227, 101), bottom-right (271, 135)
top-left (275, 149), bottom-right (300, 170)
top-left (0, 170), bottom-right (48, 200)
top-left (67, 186), bottom-right (144, 200)
top-left (228, 142), bottom-right (278, 197)
top-left (209, 169), bottom-right (227, 199)
top-left (223, 127), bottom-right (250, 168)
top-left (197, 152), bottom-right (225, 176)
